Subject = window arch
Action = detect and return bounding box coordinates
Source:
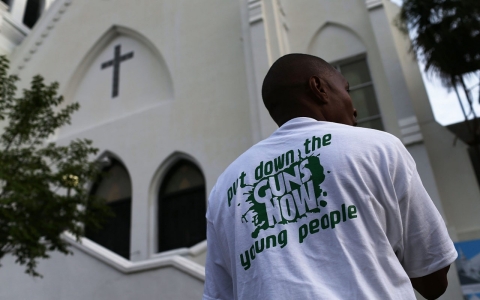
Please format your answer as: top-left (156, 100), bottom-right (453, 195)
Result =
top-left (23, 0), bottom-right (45, 28)
top-left (85, 156), bottom-right (132, 259)
top-left (158, 160), bottom-right (206, 252)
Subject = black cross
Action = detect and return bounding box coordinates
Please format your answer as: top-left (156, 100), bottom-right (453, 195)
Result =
top-left (101, 44), bottom-right (134, 98)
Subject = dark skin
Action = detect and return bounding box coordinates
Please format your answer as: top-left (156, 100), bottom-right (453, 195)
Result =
top-left (262, 55), bottom-right (358, 128)
top-left (263, 54), bottom-right (451, 299)
top-left (410, 265), bottom-right (450, 299)
top-left (268, 73), bottom-right (355, 127)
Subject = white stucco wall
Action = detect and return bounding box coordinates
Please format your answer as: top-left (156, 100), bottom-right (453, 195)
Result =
top-left (0, 248), bottom-right (204, 300)
top-left (9, 0), bottom-right (255, 266)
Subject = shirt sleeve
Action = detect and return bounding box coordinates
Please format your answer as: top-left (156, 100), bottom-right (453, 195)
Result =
top-left (398, 168), bottom-right (458, 278)
top-left (203, 186), bottom-right (234, 300)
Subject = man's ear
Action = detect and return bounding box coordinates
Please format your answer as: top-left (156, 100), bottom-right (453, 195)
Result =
top-left (309, 76), bottom-right (328, 104)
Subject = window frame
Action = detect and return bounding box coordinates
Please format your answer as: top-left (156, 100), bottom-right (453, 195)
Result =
top-left (156, 159), bottom-right (207, 253)
top-left (22, 0), bottom-right (45, 29)
top-left (85, 156), bottom-right (133, 260)
top-left (331, 55), bottom-right (384, 130)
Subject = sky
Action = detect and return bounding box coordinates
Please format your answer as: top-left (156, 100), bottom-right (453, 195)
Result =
top-left (389, 0), bottom-right (480, 126)
top-left (421, 68), bottom-right (479, 126)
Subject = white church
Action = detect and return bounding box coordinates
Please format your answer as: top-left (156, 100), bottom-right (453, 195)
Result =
top-left (0, 0), bottom-right (479, 299)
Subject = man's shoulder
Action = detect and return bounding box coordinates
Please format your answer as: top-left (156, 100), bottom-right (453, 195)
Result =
top-left (287, 118), bottom-right (399, 141)
top-left (328, 121), bottom-right (393, 137)
top-left (340, 125), bottom-right (410, 159)
top-left (321, 122), bottom-right (404, 150)
top-left (214, 121), bottom-right (406, 191)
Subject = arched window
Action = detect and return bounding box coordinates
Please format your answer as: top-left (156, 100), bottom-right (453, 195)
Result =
top-left (86, 157), bottom-right (132, 259)
top-left (158, 160), bottom-right (206, 252)
top-left (23, 0), bottom-right (44, 28)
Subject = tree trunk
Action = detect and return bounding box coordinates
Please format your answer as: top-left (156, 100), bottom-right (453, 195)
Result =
top-left (452, 75), bottom-right (473, 138)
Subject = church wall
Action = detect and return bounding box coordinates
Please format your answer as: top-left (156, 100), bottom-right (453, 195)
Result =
top-left (0, 248), bottom-right (204, 300)
top-left (0, 1), bottom-right (29, 55)
top-left (7, 0), bottom-right (255, 274)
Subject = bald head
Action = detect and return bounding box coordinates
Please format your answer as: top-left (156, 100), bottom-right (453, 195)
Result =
top-left (261, 53), bottom-right (356, 127)
top-left (262, 54), bottom-right (336, 112)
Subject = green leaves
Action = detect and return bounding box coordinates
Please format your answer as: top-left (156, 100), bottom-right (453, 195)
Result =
top-left (396, 0), bottom-right (480, 85)
top-left (0, 55), bottom-right (109, 277)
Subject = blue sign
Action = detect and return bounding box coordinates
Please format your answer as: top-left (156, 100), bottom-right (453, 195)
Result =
top-left (455, 239), bottom-right (480, 299)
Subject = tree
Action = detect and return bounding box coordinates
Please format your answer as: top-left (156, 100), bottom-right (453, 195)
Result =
top-left (0, 55), bottom-right (110, 277)
top-left (396, 0), bottom-right (480, 144)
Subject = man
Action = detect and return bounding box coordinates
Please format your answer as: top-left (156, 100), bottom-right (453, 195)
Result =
top-left (203, 54), bottom-right (457, 299)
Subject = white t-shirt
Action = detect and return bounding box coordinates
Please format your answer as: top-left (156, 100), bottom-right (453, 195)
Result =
top-left (204, 117), bottom-right (457, 300)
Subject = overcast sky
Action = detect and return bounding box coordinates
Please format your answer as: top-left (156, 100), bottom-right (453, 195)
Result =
top-left (389, 0), bottom-right (480, 126)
